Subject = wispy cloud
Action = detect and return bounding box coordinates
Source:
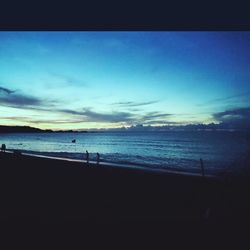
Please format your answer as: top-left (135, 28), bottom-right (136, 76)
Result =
top-left (142, 120), bottom-right (183, 125)
top-left (0, 116), bottom-right (84, 125)
top-left (80, 108), bottom-right (134, 123)
top-left (0, 116), bottom-right (29, 121)
top-left (0, 88), bottom-right (135, 124)
top-left (28, 119), bottom-right (85, 125)
top-left (57, 109), bottom-right (86, 116)
top-left (42, 108), bottom-right (134, 123)
top-left (141, 112), bottom-right (172, 120)
top-left (198, 91), bottom-right (250, 107)
top-left (52, 108), bottom-right (174, 125)
top-left (0, 85), bottom-right (58, 109)
top-left (0, 86), bottom-right (42, 107)
top-left (0, 86), bottom-right (16, 94)
top-left (113, 100), bottom-right (159, 107)
top-left (0, 86), bottom-right (179, 126)
top-left (0, 94), bottom-right (42, 107)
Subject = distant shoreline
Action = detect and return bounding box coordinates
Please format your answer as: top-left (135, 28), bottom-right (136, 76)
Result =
top-left (1, 124), bottom-right (250, 133)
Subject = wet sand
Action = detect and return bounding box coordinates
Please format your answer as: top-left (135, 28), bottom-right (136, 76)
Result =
top-left (0, 151), bottom-right (250, 226)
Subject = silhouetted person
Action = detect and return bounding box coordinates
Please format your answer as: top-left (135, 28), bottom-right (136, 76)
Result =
top-left (97, 153), bottom-right (100, 164)
top-left (72, 139), bottom-right (76, 143)
top-left (1, 144), bottom-right (6, 152)
top-left (86, 150), bottom-right (89, 163)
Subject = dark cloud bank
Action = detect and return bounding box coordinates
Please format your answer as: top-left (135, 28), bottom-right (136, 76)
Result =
top-left (213, 107), bottom-right (250, 129)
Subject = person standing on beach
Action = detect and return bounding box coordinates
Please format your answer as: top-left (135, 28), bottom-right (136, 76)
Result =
top-left (1, 144), bottom-right (6, 152)
top-left (86, 150), bottom-right (89, 163)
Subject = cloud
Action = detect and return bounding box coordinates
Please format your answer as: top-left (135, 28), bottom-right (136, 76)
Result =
top-left (0, 85), bottom-right (57, 109)
top-left (0, 86), bottom-right (177, 126)
top-left (128, 112), bottom-right (174, 126)
top-left (0, 91), bottom-right (173, 125)
top-left (62, 109), bottom-right (172, 124)
top-left (141, 112), bottom-right (172, 120)
top-left (113, 100), bottom-right (159, 107)
top-left (0, 87), bottom-right (42, 107)
top-left (0, 87), bottom-right (16, 94)
top-left (57, 109), bottom-right (86, 116)
top-left (198, 91), bottom-right (250, 107)
top-left (213, 107), bottom-right (250, 127)
top-left (55, 108), bottom-right (134, 123)
top-left (0, 93), bottom-right (42, 107)
top-left (0, 87), bottom-right (135, 124)
top-left (142, 120), bottom-right (182, 125)
top-left (0, 116), bottom-right (84, 125)
top-left (81, 109), bottom-right (134, 123)
top-left (0, 116), bottom-right (29, 121)
top-left (28, 119), bottom-right (85, 125)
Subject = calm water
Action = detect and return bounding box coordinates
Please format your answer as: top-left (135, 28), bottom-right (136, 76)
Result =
top-left (1, 131), bottom-right (250, 175)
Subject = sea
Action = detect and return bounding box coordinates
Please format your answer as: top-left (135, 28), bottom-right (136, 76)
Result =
top-left (1, 130), bottom-right (250, 176)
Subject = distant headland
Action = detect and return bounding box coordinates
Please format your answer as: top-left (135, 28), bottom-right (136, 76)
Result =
top-left (0, 125), bottom-right (88, 133)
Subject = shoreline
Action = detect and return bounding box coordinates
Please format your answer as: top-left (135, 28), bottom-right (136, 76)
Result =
top-left (4, 149), bottom-right (218, 180)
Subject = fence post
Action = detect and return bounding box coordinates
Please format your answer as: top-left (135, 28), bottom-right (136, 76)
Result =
top-left (86, 150), bottom-right (89, 164)
top-left (96, 153), bottom-right (100, 164)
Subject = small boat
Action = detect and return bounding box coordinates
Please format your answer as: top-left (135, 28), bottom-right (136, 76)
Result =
top-left (72, 139), bottom-right (76, 143)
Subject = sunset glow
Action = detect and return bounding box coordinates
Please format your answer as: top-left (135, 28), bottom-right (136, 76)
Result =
top-left (0, 31), bottom-right (250, 130)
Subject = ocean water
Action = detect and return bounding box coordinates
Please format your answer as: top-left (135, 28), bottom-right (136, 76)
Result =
top-left (1, 131), bottom-right (250, 176)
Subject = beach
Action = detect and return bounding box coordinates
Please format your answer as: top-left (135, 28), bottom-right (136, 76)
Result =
top-left (1, 151), bottom-right (250, 225)
top-left (2, 130), bottom-right (250, 176)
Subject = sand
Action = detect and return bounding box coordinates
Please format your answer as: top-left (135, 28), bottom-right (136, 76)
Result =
top-left (0, 151), bottom-right (249, 225)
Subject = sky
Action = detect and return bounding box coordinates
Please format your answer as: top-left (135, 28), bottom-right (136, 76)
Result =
top-left (0, 31), bottom-right (250, 130)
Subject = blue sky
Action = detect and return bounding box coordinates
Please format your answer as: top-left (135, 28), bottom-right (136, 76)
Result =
top-left (0, 31), bottom-right (250, 130)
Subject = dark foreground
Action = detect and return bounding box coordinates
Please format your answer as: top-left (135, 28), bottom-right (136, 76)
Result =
top-left (1, 151), bottom-right (250, 242)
